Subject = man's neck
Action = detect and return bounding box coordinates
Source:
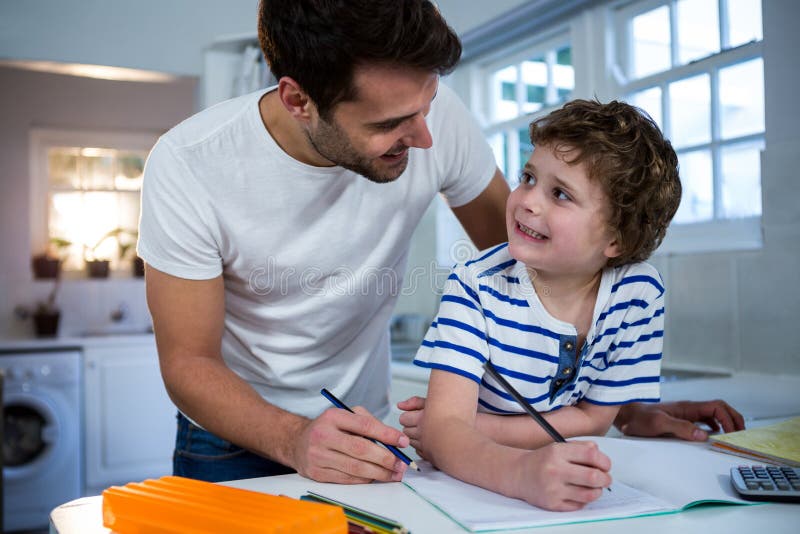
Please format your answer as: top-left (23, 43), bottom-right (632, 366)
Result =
top-left (258, 91), bottom-right (332, 167)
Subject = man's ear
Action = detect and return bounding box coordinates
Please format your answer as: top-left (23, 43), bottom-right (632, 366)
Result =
top-left (277, 76), bottom-right (313, 123)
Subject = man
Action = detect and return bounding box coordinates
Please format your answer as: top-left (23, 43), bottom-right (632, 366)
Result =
top-left (139, 0), bottom-right (743, 485)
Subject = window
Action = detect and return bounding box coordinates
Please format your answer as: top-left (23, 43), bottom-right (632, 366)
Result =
top-left (30, 129), bottom-right (158, 273)
top-left (479, 33), bottom-right (574, 186)
top-left (613, 0), bottom-right (764, 251)
top-left (447, 0), bottom-right (765, 258)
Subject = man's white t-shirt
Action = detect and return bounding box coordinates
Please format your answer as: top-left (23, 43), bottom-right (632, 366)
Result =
top-left (138, 83), bottom-right (496, 419)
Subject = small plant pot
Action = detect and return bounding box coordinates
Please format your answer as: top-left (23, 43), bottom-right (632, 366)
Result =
top-left (32, 255), bottom-right (61, 279)
top-left (133, 256), bottom-right (145, 278)
top-left (33, 310), bottom-right (60, 338)
top-left (86, 259), bottom-right (111, 279)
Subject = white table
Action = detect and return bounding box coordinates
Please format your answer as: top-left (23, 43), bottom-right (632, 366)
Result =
top-left (51, 468), bottom-right (800, 534)
top-left (50, 373), bottom-right (800, 533)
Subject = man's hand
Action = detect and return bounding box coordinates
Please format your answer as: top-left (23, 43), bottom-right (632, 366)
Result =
top-left (397, 396), bottom-right (427, 458)
top-left (292, 406), bottom-right (410, 484)
top-left (614, 400), bottom-right (745, 441)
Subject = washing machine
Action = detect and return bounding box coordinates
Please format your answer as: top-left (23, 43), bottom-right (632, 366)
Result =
top-left (2, 349), bottom-right (82, 532)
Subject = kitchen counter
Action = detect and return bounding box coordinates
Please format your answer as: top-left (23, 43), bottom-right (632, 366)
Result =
top-left (0, 333), bottom-right (156, 353)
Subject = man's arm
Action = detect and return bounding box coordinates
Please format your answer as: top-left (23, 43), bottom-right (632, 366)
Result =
top-left (145, 265), bottom-right (410, 484)
top-left (614, 400), bottom-right (745, 441)
top-left (451, 168), bottom-right (510, 249)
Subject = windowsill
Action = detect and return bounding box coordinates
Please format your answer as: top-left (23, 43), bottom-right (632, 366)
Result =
top-left (655, 217), bottom-right (762, 256)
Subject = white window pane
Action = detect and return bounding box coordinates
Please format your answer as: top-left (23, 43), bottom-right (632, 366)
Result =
top-left (677, 0), bottom-right (720, 65)
top-left (50, 192), bottom-right (84, 270)
top-left (674, 149), bottom-right (713, 224)
top-left (554, 46), bottom-right (574, 104)
top-left (488, 132), bottom-right (507, 182)
top-left (115, 152), bottom-right (146, 190)
top-left (80, 149), bottom-right (116, 190)
top-left (517, 126), bottom-right (533, 174)
top-left (48, 148), bottom-right (80, 189)
top-left (520, 56), bottom-right (547, 113)
top-left (490, 65), bottom-right (519, 122)
top-left (669, 74), bottom-right (711, 148)
top-left (632, 6), bottom-right (671, 78)
top-left (719, 58), bottom-right (764, 139)
top-left (720, 140), bottom-right (763, 218)
top-left (727, 0), bottom-right (762, 47)
top-left (628, 87), bottom-right (663, 131)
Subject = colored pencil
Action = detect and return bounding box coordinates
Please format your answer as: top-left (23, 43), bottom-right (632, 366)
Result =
top-left (302, 492), bottom-right (409, 534)
top-left (320, 388), bottom-right (420, 472)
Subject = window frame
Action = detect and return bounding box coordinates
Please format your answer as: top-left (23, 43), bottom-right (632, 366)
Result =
top-left (610, 0), bottom-right (765, 253)
top-left (29, 128), bottom-right (159, 274)
top-left (474, 27), bottom-right (575, 187)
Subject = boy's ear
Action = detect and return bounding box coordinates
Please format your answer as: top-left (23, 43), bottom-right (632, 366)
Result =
top-left (604, 238), bottom-right (622, 260)
top-left (277, 76), bottom-right (314, 123)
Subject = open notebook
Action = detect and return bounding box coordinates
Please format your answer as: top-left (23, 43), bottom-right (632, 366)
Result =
top-left (403, 436), bottom-right (755, 531)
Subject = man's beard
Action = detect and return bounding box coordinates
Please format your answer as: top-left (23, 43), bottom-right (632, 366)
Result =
top-left (306, 117), bottom-right (409, 184)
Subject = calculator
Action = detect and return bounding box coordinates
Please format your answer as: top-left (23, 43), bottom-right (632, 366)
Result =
top-left (730, 465), bottom-right (800, 503)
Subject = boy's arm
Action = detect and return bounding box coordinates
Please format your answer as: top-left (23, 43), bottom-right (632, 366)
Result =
top-left (422, 369), bottom-right (612, 511)
top-left (473, 402), bottom-right (621, 449)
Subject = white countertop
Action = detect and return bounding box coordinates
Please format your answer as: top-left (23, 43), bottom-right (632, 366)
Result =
top-left (51, 459), bottom-right (800, 534)
top-left (46, 364), bottom-right (800, 533)
top-left (0, 332), bottom-right (155, 353)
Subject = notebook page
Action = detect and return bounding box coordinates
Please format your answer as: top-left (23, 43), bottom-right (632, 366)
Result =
top-left (588, 436), bottom-right (752, 508)
top-left (403, 462), bottom-right (672, 531)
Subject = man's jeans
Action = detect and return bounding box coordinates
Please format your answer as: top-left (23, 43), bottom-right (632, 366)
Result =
top-left (173, 412), bottom-right (295, 482)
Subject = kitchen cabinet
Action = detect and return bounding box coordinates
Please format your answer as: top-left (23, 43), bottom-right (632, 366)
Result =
top-left (83, 338), bottom-right (176, 494)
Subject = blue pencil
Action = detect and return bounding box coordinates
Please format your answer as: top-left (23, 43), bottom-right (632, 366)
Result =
top-left (320, 388), bottom-right (420, 472)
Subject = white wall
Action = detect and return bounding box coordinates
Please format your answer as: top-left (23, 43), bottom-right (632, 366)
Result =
top-left (0, 0), bottom-right (528, 77)
top-left (0, 0), bottom-right (259, 76)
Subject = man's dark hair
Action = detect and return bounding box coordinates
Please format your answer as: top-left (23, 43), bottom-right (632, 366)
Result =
top-left (258, 0), bottom-right (461, 119)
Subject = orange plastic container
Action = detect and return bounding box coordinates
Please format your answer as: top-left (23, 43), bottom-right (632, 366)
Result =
top-left (102, 476), bottom-right (347, 534)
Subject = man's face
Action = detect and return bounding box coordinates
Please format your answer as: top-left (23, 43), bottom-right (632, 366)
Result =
top-left (304, 64), bottom-right (439, 183)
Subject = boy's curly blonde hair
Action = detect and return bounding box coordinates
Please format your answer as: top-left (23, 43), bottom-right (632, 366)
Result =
top-left (529, 99), bottom-right (681, 268)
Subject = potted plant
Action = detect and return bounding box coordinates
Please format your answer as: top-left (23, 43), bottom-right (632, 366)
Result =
top-left (114, 229), bottom-right (144, 277)
top-left (84, 248), bottom-right (111, 279)
top-left (85, 227), bottom-right (139, 278)
top-left (32, 277), bottom-right (61, 337)
top-left (31, 237), bottom-right (72, 279)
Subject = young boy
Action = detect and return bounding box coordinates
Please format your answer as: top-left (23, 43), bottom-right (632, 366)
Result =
top-left (412, 99), bottom-right (681, 511)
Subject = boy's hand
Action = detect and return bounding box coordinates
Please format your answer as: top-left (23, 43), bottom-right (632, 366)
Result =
top-left (398, 396), bottom-right (428, 459)
top-left (292, 406), bottom-right (409, 484)
top-left (515, 441), bottom-right (611, 511)
top-left (614, 400), bottom-right (745, 441)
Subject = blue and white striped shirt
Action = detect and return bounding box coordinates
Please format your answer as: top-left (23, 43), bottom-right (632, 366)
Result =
top-left (414, 244), bottom-right (663, 414)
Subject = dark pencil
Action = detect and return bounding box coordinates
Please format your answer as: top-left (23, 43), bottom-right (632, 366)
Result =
top-left (483, 361), bottom-right (565, 443)
top-left (320, 388), bottom-right (420, 472)
top-left (483, 361), bottom-right (611, 492)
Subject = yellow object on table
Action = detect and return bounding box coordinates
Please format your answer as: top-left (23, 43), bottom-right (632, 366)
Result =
top-left (710, 416), bottom-right (800, 466)
top-left (102, 476), bottom-right (348, 534)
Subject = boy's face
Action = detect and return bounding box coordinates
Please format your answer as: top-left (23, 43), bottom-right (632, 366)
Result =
top-left (304, 63), bottom-right (438, 183)
top-left (506, 144), bottom-right (620, 279)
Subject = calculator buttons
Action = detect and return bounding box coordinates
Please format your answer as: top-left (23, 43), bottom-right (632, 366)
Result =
top-left (730, 465), bottom-right (800, 503)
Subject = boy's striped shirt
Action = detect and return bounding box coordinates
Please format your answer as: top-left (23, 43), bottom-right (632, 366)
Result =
top-left (414, 244), bottom-right (664, 414)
